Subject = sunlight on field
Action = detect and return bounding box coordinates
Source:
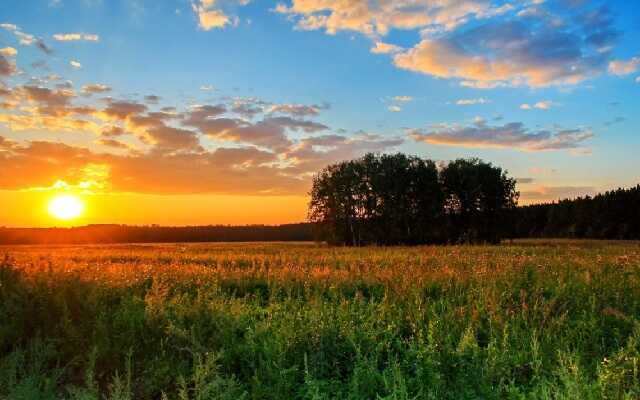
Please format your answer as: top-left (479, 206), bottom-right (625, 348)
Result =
top-left (1, 241), bottom-right (640, 398)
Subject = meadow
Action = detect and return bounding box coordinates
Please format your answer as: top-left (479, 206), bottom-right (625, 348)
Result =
top-left (1, 241), bottom-right (640, 399)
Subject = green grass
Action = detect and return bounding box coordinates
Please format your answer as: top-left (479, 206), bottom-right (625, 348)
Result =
top-left (1, 241), bottom-right (640, 399)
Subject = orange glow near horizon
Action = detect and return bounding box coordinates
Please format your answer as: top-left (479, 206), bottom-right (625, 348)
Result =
top-left (0, 190), bottom-right (308, 228)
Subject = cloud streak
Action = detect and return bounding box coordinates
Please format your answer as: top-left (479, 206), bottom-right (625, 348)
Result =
top-left (409, 121), bottom-right (593, 152)
top-left (53, 33), bottom-right (100, 42)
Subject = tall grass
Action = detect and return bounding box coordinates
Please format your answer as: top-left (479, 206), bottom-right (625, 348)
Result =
top-left (1, 241), bottom-right (639, 399)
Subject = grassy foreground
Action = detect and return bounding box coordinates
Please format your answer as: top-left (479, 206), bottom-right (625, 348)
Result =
top-left (1, 241), bottom-right (640, 399)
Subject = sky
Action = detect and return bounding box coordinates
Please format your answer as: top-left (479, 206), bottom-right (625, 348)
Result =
top-left (0, 0), bottom-right (639, 227)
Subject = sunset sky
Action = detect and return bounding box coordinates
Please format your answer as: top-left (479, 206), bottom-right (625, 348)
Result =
top-left (1, 0), bottom-right (639, 227)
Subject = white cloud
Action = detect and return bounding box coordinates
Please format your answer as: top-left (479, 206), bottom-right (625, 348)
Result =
top-left (388, 105), bottom-right (401, 112)
top-left (520, 100), bottom-right (556, 110)
top-left (371, 41), bottom-right (402, 54)
top-left (70, 60), bottom-right (82, 69)
top-left (53, 33), bottom-right (100, 42)
top-left (0, 23), bottom-right (18, 31)
top-left (392, 96), bottom-right (412, 102)
top-left (456, 98), bottom-right (489, 106)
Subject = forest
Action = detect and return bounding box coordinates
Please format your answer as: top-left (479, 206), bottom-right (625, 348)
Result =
top-left (513, 185), bottom-right (640, 240)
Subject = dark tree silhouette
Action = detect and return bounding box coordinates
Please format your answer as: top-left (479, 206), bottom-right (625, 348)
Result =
top-left (0, 224), bottom-right (313, 245)
top-left (513, 185), bottom-right (640, 239)
top-left (441, 158), bottom-right (519, 244)
top-left (309, 153), bottom-right (518, 245)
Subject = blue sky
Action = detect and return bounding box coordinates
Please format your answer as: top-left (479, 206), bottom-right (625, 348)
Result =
top-left (0, 0), bottom-right (639, 219)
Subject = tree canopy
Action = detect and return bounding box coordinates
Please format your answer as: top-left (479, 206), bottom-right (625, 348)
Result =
top-left (513, 185), bottom-right (640, 239)
top-left (308, 153), bottom-right (518, 245)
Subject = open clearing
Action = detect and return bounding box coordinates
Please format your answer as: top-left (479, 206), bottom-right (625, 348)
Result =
top-left (2, 241), bottom-right (640, 399)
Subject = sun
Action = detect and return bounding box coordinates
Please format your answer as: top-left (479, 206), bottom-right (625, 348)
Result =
top-left (48, 194), bottom-right (85, 220)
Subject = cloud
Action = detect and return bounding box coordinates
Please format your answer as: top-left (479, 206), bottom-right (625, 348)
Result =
top-left (392, 96), bottom-right (412, 102)
top-left (275, 1), bottom-right (619, 89)
top-left (144, 125), bottom-right (201, 151)
top-left (200, 85), bottom-right (215, 91)
top-left (144, 95), bottom-right (161, 104)
top-left (81, 83), bottom-right (111, 95)
top-left (101, 100), bottom-right (148, 120)
top-left (96, 138), bottom-right (131, 149)
top-left (191, 0), bottom-right (249, 30)
top-left (520, 185), bottom-right (597, 203)
top-left (409, 121), bottom-right (593, 152)
top-left (0, 132), bottom-right (401, 195)
top-left (608, 57), bottom-right (640, 75)
top-left (0, 47), bottom-right (17, 56)
top-left (231, 100), bottom-right (265, 119)
top-left (194, 7), bottom-right (230, 30)
top-left (516, 177), bottom-right (534, 184)
top-left (0, 75), bottom-right (404, 195)
top-left (217, 119), bottom-right (293, 150)
top-left (0, 54), bottom-right (16, 76)
top-left (393, 5), bottom-right (618, 88)
top-left (0, 137), bottom-right (304, 194)
top-left (1, 23), bottom-right (39, 49)
top-left (182, 104), bottom-right (230, 127)
top-left (275, 0), bottom-right (501, 37)
top-left (456, 98), bottom-right (489, 106)
top-left (100, 126), bottom-right (127, 137)
top-left (0, 23), bottom-right (53, 56)
top-left (197, 116), bottom-right (327, 151)
top-left (371, 41), bottom-right (402, 54)
top-left (0, 23), bottom-right (18, 31)
top-left (388, 105), bottom-right (401, 112)
top-left (268, 102), bottom-right (329, 117)
top-left (520, 100), bottom-right (556, 110)
top-left (70, 60), bottom-right (82, 68)
top-left (263, 116), bottom-right (328, 133)
top-left (284, 133), bottom-right (404, 175)
top-left (20, 85), bottom-right (76, 116)
top-left (53, 33), bottom-right (100, 42)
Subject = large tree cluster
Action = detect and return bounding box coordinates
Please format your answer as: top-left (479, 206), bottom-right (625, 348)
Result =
top-left (308, 153), bottom-right (518, 245)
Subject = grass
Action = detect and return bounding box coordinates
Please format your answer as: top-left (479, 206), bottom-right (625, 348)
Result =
top-left (1, 240), bottom-right (640, 399)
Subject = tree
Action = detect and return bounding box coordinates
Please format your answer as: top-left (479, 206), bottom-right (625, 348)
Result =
top-left (440, 158), bottom-right (519, 244)
top-left (308, 153), bottom-right (518, 246)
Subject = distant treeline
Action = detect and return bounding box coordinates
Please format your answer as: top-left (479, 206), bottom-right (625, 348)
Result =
top-left (513, 185), bottom-right (640, 240)
top-left (0, 223), bottom-right (313, 245)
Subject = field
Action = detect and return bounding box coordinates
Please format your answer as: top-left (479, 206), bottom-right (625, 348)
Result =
top-left (2, 241), bottom-right (640, 399)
